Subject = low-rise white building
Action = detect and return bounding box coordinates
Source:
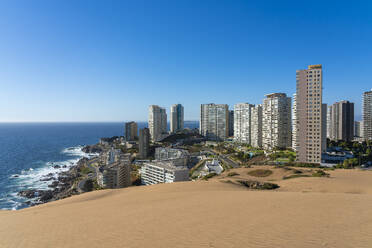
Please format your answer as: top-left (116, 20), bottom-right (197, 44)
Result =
top-left (154, 147), bottom-right (189, 167)
top-left (200, 159), bottom-right (223, 177)
top-left (140, 161), bottom-right (189, 185)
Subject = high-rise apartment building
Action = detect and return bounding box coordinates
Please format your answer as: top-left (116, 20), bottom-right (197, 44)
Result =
top-left (234, 103), bottom-right (254, 144)
top-left (139, 128), bottom-right (150, 159)
top-left (327, 105), bottom-right (332, 139)
top-left (292, 94), bottom-right (298, 150)
top-left (125, 121), bottom-right (138, 141)
top-left (170, 104), bottom-right (184, 133)
top-left (148, 105), bottom-right (167, 142)
top-left (251, 104), bottom-right (263, 148)
top-left (229, 110), bottom-right (234, 137)
top-left (328, 100), bottom-right (354, 141)
top-left (354, 121), bottom-right (363, 138)
top-left (322, 103), bottom-right (327, 152)
top-left (200, 104), bottom-right (229, 141)
top-left (363, 90), bottom-right (372, 140)
top-left (294, 64), bottom-right (325, 163)
top-left (262, 93), bottom-right (291, 150)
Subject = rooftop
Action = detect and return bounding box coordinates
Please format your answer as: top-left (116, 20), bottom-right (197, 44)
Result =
top-left (265, 93), bottom-right (287, 98)
top-left (143, 161), bottom-right (188, 171)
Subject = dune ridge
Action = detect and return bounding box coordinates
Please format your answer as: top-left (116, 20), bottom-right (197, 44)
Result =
top-left (1, 168), bottom-right (372, 248)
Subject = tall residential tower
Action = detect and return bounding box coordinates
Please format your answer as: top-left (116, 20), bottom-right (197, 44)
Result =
top-left (251, 104), bottom-right (263, 148)
top-left (228, 110), bottom-right (234, 137)
top-left (200, 104), bottom-right (229, 141)
top-left (148, 105), bottom-right (167, 142)
top-left (170, 104), bottom-right (184, 133)
top-left (292, 94), bottom-right (298, 150)
top-left (262, 93), bottom-right (291, 150)
top-left (328, 100), bottom-right (354, 141)
top-left (233, 103), bottom-right (255, 144)
top-left (139, 128), bottom-right (150, 159)
top-left (293, 64), bottom-right (325, 163)
top-left (125, 121), bottom-right (138, 141)
top-left (363, 90), bottom-right (372, 140)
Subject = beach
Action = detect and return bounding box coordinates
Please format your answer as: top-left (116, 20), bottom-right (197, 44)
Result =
top-left (1, 167), bottom-right (371, 248)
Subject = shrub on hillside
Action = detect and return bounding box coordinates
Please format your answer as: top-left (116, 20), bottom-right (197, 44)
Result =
top-left (312, 170), bottom-right (330, 177)
top-left (202, 173), bottom-right (217, 180)
top-left (237, 180), bottom-right (279, 190)
top-left (227, 172), bottom-right (239, 177)
top-left (247, 169), bottom-right (273, 177)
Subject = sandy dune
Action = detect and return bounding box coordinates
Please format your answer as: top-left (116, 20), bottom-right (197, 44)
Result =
top-left (1, 168), bottom-right (372, 248)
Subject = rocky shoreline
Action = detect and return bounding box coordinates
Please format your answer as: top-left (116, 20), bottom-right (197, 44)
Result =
top-left (17, 152), bottom-right (94, 207)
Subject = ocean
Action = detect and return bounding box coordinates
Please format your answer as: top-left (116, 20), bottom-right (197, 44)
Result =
top-left (0, 121), bottom-right (199, 210)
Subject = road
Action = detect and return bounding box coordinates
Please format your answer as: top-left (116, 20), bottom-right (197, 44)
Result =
top-left (201, 148), bottom-right (240, 169)
top-left (219, 155), bottom-right (240, 168)
top-left (77, 157), bottom-right (99, 192)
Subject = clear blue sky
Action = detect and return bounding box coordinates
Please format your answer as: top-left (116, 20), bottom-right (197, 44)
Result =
top-left (0, 0), bottom-right (371, 122)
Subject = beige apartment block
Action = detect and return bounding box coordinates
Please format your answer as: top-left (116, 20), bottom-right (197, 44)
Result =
top-left (294, 64), bottom-right (326, 163)
top-left (363, 90), bottom-right (372, 140)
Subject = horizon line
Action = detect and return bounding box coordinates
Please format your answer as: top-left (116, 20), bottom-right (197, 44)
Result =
top-left (0, 120), bottom-right (200, 123)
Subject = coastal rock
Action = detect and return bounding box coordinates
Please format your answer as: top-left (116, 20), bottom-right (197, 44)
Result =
top-left (58, 175), bottom-right (75, 184)
top-left (48, 181), bottom-right (59, 188)
top-left (17, 150), bottom-right (98, 206)
top-left (40, 176), bottom-right (55, 182)
top-left (39, 190), bottom-right (54, 202)
top-left (18, 189), bottom-right (38, 198)
top-left (82, 145), bottom-right (103, 154)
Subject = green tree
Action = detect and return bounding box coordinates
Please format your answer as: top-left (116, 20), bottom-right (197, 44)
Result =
top-left (84, 179), bottom-right (94, 192)
top-left (366, 148), bottom-right (372, 157)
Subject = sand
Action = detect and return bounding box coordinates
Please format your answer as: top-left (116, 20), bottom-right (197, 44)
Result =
top-left (1, 167), bottom-right (372, 248)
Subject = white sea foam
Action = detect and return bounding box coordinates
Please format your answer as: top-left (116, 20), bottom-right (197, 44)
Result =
top-left (62, 146), bottom-right (98, 158)
top-left (5, 145), bottom-right (97, 210)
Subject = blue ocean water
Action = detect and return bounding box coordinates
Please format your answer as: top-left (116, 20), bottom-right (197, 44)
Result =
top-left (0, 121), bottom-right (199, 210)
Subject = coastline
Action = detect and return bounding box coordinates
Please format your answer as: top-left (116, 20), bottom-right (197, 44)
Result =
top-left (1, 168), bottom-right (372, 247)
top-left (15, 146), bottom-right (100, 208)
top-left (0, 122), bottom-right (200, 210)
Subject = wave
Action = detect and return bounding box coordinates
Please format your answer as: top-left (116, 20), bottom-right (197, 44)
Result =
top-left (62, 146), bottom-right (99, 158)
top-left (2, 146), bottom-right (95, 210)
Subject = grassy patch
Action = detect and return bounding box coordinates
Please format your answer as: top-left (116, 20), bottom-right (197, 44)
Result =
top-left (275, 158), bottom-right (290, 163)
top-left (283, 174), bottom-right (310, 180)
top-left (190, 175), bottom-right (199, 180)
top-left (312, 170), bottom-right (330, 177)
top-left (222, 179), bottom-right (235, 184)
top-left (227, 172), bottom-right (240, 177)
top-left (247, 169), bottom-right (273, 177)
top-left (269, 150), bottom-right (296, 162)
top-left (79, 166), bottom-right (92, 175)
top-left (237, 180), bottom-right (279, 190)
top-left (202, 172), bottom-right (217, 180)
top-left (283, 169), bottom-right (329, 180)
